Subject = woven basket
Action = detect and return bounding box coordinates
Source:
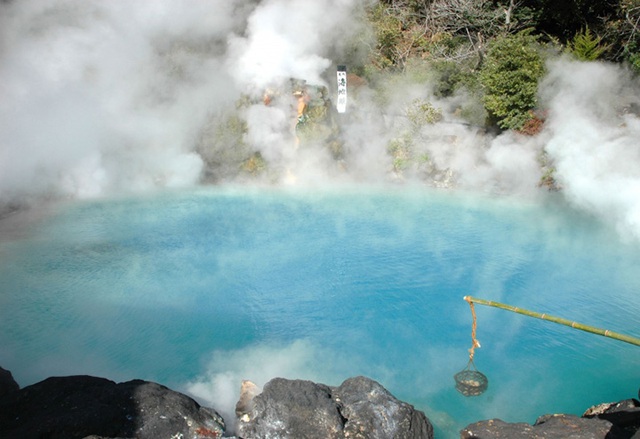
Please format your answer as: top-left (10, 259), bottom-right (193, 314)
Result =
top-left (454, 369), bottom-right (488, 396)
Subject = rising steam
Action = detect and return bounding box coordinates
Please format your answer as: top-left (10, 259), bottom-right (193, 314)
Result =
top-left (1, 0), bottom-right (640, 239)
top-left (540, 59), bottom-right (640, 241)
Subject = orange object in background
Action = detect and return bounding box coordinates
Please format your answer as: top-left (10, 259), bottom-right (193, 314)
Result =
top-left (294, 90), bottom-right (309, 117)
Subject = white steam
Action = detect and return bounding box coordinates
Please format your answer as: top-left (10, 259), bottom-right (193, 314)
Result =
top-left (228, 0), bottom-right (340, 91)
top-left (540, 59), bottom-right (640, 240)
top-left (0, 0), bottom-right (235, 199)
top-left (337, 59), bottom-right (640, 240)
top-left (2, 1), bottom-right (640, 240)
top-left (0, 0), bottom-right (367, 204)
top-left (183, 339), bottom-right (380, 433)
top-left (0, 0), bottom-right (243, 202)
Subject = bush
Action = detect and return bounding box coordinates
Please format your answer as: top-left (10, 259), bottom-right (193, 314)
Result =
top-left (567, 27), bottom-right (609, 60)
top-left (479, 30), bottom-right (546, 130)
top-left (626, 46), bottom-right (640, 73)
top-left (406, 98), bottom-right (443, 128)
top-left (367, 3), bottom-right (405, 71)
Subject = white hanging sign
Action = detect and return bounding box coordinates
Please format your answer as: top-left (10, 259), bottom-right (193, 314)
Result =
top-left (337, 65), bottom-right (347, 113)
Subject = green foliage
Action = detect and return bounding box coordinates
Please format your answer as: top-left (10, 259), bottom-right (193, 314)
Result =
top-left (428, 60), bottom-right (461, 97)
top-left (295, 86), bottom-right (341, 148)
top-left (386, 97), bottom-right (442, 174)
top-left (618, 0), bottom-right (640, 71)
top-left (367, 3), bottom-right (404, 70)
top-left (600, 0), bottom-right (640, 66)
top-left (411, 57), bottom-right (486, 126)
top-left (538, 150), bottom-right (559, 190)
top-left (626, 44), bottom-right (640, 73)
top-left (567, 27), bottom-right (608, 60)
top-left (520, 0), bottom-right (618, 40)
top-left (427, 58), bottom-right (481, 98)
top-left (539, 166), bottom-right (558, 189)
top-left (387, 135), bottom-right (413, 172)
top-left (378, 0), bottom-right (427, 16)
top-left (479, 30), bottom-right (545, 130)
top-left (406, 98), bottom-right (443, 128)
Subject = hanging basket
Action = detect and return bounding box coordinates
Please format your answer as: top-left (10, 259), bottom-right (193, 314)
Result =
top-left (454, 362), bottom-right (488, 397)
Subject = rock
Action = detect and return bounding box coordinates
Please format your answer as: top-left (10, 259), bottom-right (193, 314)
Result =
top-left (237, 378), bottom-right (344, 439)
top-left (334, 376), bottom-right (433, 439)
top-left (583, 399), bottom-right (640, 438)
top-left (461, 414), bottom-right (622, 439)
top-left (236, 376), bottom-right (433, 439)
top-left (0, 374), bottom-right (225, 439)
top-left (7, 364), bottom-right (634, 439)
top-left (0, 366), bottom-right (19, 401)
top-left (460, 399), bottom-right (640, 439)
top-left (334, 377), bottom-right (433, 439)
top-left (235, 380), bottom-right (260, 420)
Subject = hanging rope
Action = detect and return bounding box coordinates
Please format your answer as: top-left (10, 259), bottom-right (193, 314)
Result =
top-left (454, 297), bottom-right (488, 396)
top-left (456, 293), bottom-right (640, 397)
top-left (466, 296), bottom-right (482, 362)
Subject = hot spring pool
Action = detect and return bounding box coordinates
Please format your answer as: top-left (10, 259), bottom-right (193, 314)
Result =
top-left (1, 186), bottom-right (639, 437)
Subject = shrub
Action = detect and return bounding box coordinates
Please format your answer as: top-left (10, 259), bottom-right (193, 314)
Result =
top-left (387, 135), bottom-right (412, 172)
top-left (567, 27), bottom-right (608, 60)
top-left (406, 98), bottom-right (443, 128)
top-left (479, 30), bottom-right (545, 130)
top-left (623, 41), bottom-right (640, 73)
top-left (367, 3), bottom-right (404, 71)
top-left (426, 58), bottom-right (480, 98)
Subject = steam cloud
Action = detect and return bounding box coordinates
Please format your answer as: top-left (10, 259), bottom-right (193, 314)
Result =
top-left (183, 339), bottom-right (384, 434)
top-left (1, 0), bottom-right (640, 239)
top-left (0, 0), bottom-right (241, 201)
top-left (0, 0), bottom-right (363, 204)
top-left (540, 59), bottom-right (640, 241)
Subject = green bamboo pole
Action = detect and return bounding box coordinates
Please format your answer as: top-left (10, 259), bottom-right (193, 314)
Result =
top-left (464, 296), bottom-right (640, 347)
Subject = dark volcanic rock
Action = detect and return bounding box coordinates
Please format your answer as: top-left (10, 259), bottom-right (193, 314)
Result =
top-left (583, 399), bottom-right (640, 438)
top-left (462, 398), bottom-right (640, 439)
top-left (236, 376), bottom-right (433, 439)
top-left (0, 366), bottom-right (19, 401)
top-left (334, 376), bottom-right (433, 439)
top-left (236, 378), bottom-right (344, 439)
top-left (461, 414), bottom-right (622, 439)
top-left (0, 375), bottom-right (225, 439)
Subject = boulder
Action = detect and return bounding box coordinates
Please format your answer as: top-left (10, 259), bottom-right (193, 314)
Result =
top-left (0, 375), bottom-right (225, 439)
top-left (0, 366), bottom-right (19, 401)
top-left (583, 399), bottom-right (640, 438)
top-left (236, 378), bottom-right (344, 439)
top-left (235, 380), bottom-right (260, 420)
top-left (461, 414), bottom-right (622, 439)
top-left (236, 376), bottom-right (433, 439)
top-left (334, 376), bottom-right (434, 439)
top-left (461, 398), bottom-right (640, 439)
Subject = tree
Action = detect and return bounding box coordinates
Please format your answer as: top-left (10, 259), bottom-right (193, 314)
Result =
top-left (479, 30), bottom-right (546, 130)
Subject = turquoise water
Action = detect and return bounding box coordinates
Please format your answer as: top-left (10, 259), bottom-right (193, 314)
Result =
top-left (1, 186), bottom-right (639, 437)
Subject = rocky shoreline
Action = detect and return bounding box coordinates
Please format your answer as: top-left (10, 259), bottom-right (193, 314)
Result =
top-left (1, 366), bottom-right (638, 438)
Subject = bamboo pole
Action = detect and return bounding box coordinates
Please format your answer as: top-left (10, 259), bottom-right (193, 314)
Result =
top-left (464, 296), bottom-right (640, 348)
